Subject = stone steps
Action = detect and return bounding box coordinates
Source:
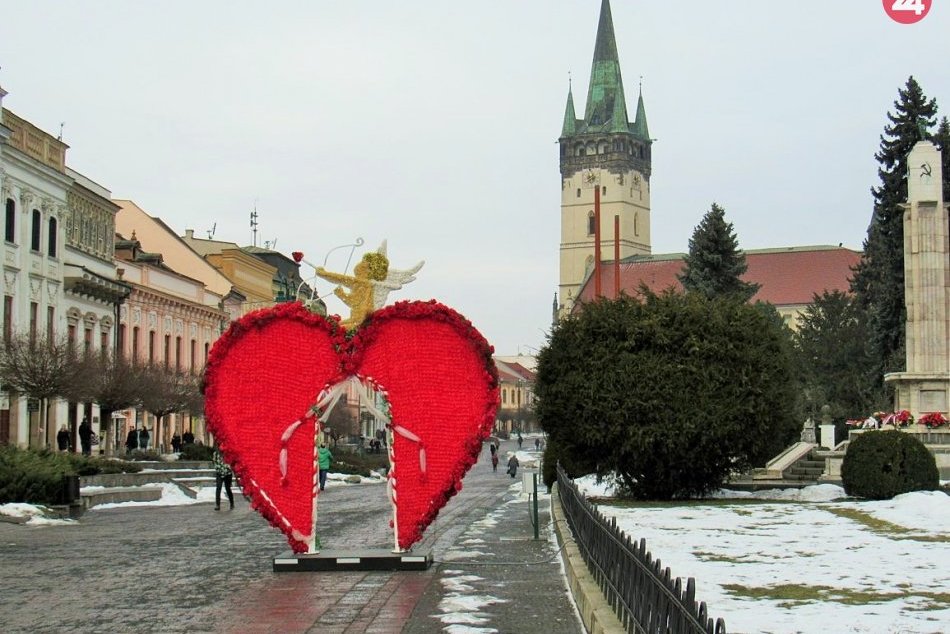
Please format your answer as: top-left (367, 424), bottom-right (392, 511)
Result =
top-left (80, 486), bottom-right (163, 508)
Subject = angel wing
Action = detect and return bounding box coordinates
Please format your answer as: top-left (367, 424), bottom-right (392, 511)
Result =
top-left (372, 260), bottom-right (425, 309)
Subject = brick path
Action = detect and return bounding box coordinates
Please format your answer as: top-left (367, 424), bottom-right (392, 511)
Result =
top-left (0, 440), bottom-right (582, 633)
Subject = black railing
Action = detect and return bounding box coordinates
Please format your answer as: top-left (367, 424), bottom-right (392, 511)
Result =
top-left (557, 465), bottom-right (727, 634)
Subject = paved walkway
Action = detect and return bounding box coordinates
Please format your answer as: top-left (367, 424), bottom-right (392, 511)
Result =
top-left (0, 440), bottom-right (583, 633)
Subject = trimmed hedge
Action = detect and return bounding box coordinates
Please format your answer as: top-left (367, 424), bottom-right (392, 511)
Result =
top-left (0, 446), bottom-right (141, 505)
top-left (331, 447), bottom-right (390, 477)
top-left (841, 430), bottom-right (938, 499)
top-left (179, 443), bottom-right (214, 461)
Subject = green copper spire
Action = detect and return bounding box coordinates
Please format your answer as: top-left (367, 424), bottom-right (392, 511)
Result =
top-left (633, 86), bottom-right (649, 139)
top-left (584, 0), bottom-right (627, 131)
top-left (561, 83), bottom-right (577, 137)
top-left (610, 80), bottom-right (629, 133)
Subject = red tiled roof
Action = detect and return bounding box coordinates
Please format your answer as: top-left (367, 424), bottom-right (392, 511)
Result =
top-left (577, 246), bottom-right (861, 307)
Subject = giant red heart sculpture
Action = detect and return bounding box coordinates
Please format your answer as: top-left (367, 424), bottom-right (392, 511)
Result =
top-left (204, 300), bottom-right (498, 553)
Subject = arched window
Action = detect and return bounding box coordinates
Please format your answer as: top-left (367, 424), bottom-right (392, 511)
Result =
top-left (634, 212), bottom-right (639, 236)
top-left (31, 209), bottom-right (41, 251)
top-left (588, 211), bottom-right (595, 236)
top-left (4, 198), bottom-right (14, 243)
top-left (47, 217), bottom-right (57, 257)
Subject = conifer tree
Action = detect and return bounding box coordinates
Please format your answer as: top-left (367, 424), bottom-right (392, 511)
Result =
top-left (678, 203), bottom-right (759, 301)
top-left (850, 77), bottom-right (939, 384)
top-left (933, 116), bottom-right (950, 203)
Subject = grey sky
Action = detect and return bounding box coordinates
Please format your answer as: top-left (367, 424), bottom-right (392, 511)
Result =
top-left (1, 1), bottom-right (947, 355)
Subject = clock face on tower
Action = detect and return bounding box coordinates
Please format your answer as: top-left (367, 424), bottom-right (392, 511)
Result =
top-left (584, 169), bottom-right (598, 185)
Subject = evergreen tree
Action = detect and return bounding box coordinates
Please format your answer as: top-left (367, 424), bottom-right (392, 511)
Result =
top-left (933, 116), bottom-right (950, 203)
top-left (535, 291), bottom-right (798, 500)
top-left (678, 203), bottom-right (759, 301)
top-left (851, 77), bottom-right (938, 384)
top-left (793, 291), bottom-right (882, 422)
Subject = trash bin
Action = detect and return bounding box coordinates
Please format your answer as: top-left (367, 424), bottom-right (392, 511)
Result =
top-left (62, 475), bottom-right (81, 505)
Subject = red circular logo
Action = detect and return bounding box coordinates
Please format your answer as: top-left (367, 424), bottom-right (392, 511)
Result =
top-left (883, 0), bottom-right (930, 24)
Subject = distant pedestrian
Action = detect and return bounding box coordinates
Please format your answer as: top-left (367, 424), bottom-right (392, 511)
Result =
top-left (182, 430), bottom-right (195, 445)
top-left (489, 442), bottom-right (498, 472)
top-left (139, 427), bottom-right (150, 451)
top-left (125, 427), bottom-right (138, 453)
top-left (318, 444), bottom-right (333, 492)
top-left (517, 433), bottom-right (523, 449)
top-left (78, 418), bottom-right (93, 456)
top-left (534, 438), bottom-right (540, 451)
top-left (57, 425), bottom-right (70, 452)
top-left (171, 433), bottom-right (182, 453)
top-left (212, 447), bottom-right (234, 511)
top-left (507, 453), bottom-right (519, 478)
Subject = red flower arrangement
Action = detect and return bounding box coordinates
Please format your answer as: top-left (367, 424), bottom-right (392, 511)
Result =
top-left (204, 300), bottom-right (499, 553)
top-left (918, 412), bottom-right (948, 429)
top-left (881, 410), bottom-right (914, 427)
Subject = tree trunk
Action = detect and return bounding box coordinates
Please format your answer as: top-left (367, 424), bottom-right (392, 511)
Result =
top-left (101, 408), bottom-right (115, 456)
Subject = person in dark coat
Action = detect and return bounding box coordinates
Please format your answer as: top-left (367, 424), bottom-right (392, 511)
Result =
top-left (78, 418), bottom-right (93, 456)
top-left (171, 433), bottom-right (182, 453)
top-left (182, 430), bottom-right (195, 445)
top-left (138, 427), bottom-right (150, 451)
top-left (489, 442), bottom-right (498, 472)
top-left (57, 425), bottom-right (70, 452)
top-left (125, 428), bottom-right (139, 454)
top-left (507, 453), bottom-right (520, 478)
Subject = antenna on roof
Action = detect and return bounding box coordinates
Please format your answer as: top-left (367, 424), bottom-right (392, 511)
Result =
top-left (264, 238), bottom-right (277, 250)
top-left (206, 222), bottom-right (217, 239)
top-left (250, 200), bottom-right (259, 247)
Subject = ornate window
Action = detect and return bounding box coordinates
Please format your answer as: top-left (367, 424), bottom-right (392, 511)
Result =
top-left (588, 211), bottom-right (595, 236)
top-left (31, 209), bottom-right (41, 251)
top-left (4, 198), bottom-right (14, 243)
top-left (47, 217), bottom-right (57, 257)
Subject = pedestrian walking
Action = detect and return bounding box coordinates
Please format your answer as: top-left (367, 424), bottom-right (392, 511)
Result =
top-left (489, 442), bottom-right (498, 472)
top-left (534, 437), bottom-right (540, 451)
top-left (78, 418), bottom-right (93, 456)
top-left (56, 425), bottom-right (70, 452)
top-left (507, 453), bottom-right (519, 478)
top-left (517, 433), bottom-right (523, 449)
top-left (182, 430), bottom-right (195, 445)
top-left (171, 433), bottom-right (182, 453)
top-left (318, 444), bottom-right (333, 492)
top-left (212, 447), bottom-right (234, 511)
top-left (125, 427), bottom-right (138, 454)
top-left (139, 427), bottom-right (150, 451)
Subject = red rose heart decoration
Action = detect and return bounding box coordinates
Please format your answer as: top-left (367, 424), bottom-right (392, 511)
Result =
top-left (204, 300), bottom-right (498, 553)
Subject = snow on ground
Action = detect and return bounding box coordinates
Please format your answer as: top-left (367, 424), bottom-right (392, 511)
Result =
top-left (0, 502), bottom-right (77, 526)
top-left (585, 483), bottom-right (950, 633)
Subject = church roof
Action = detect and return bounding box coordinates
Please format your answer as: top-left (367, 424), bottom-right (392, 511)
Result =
top-left (575, 245), bottom-right (861, 308)
top-left (561, 0), bottom-right (648, 141)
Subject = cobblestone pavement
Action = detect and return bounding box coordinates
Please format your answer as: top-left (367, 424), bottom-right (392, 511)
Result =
top-left (0, 440), bottom-right (582, 633)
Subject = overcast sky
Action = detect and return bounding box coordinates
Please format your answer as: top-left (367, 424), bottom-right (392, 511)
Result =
top-left (1, 1), bottom-right (947, 355)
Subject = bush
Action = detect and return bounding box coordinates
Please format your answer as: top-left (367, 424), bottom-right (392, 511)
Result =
top-left (179, 443), bottom-right (214, 461)
top-left (125, 450), bottom-right (164, 462)
top-left (331, 448), bottom-right (389, 477)
top-left (841, 430), bottom-right (938, 499)
top-left (536, 291), bottom-right (798, 500)
top-left (541, 436), bottom-right (597, 491)
top-left (0, 446), bottom-right (140, 504)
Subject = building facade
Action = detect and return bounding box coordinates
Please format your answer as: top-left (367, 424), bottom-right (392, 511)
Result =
top-left (558, 0), bottom-right (652, 318)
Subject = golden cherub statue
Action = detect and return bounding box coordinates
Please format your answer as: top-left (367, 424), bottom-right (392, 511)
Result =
top-left (314, 242), bottom-right (424, 329)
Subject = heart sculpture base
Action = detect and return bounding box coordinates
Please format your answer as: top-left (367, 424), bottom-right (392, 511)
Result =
top-left (272, 548), bottom-right (433, 572)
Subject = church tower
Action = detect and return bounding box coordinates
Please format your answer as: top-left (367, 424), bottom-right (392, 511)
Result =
top-left (558, 0), bottom-right (652, 316)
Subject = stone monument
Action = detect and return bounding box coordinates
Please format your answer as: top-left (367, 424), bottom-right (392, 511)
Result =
top-left (884, 139), bottom-right (950, 417)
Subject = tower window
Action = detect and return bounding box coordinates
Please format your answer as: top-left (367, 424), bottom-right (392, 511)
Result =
top-left (588, 211), bottom-right (595, 236)
top-left (602, 186), bottom-right (607, 196)
top-left (639, 146), bottom-right (645, 159)
top-left (576, 188), bottom-right (581, 198)
top-left (634, 212), bottom-right (639, 236)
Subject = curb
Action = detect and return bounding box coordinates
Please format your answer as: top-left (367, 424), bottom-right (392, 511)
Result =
top-left (551, 484), bottom-right (626, 634)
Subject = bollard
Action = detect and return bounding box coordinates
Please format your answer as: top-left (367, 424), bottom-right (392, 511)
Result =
top-left (532, 472), bottom-right (539, 540)
top-left (62, 475), bottom-right (80, 504)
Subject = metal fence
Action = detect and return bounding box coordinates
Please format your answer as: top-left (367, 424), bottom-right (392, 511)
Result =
top-left (556, 465), bottom-right (727, 634)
